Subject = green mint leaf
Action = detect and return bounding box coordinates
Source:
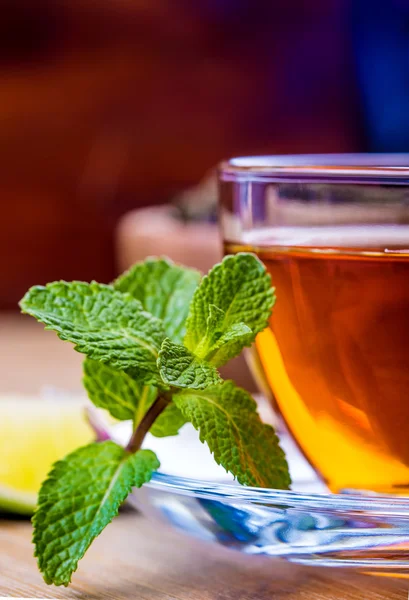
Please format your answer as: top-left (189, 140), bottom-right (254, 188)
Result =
top-left (150, 402), bottom-right (188, 437)
top-left (33, 441), bottom-right (159, 586)
top-left (83, 358), bottom-right (157, 422)
top-left (196, 304), bottom-right (253, 366)
top-left (20, 282), bottom-right (165, 374)
top-left (184, 253), bottom-right (275, 367)
top-left (83, 358), bottom-right (186, 435)
top-left (115, 257), bottom-right (201, 343)
top-left (173, 381), bottom-right (290, 489)
top-left (158, 338), bottom-right (222, 389)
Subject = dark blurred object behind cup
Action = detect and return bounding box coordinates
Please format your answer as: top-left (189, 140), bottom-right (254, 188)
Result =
top-left (0, 0), bottom-right (361, 308)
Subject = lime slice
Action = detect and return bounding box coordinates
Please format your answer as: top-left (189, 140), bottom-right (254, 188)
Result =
top-left (0, 396), bottom-right (95, 515)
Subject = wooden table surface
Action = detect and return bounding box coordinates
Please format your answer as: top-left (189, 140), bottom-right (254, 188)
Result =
top-left (1, 511), bottom-right (409, 600)
top-left (1, 312), bottom-right (409, 599)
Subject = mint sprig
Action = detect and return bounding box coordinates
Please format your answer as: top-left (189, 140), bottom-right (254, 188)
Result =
top-left (20, 254), bottom-right (290, 586)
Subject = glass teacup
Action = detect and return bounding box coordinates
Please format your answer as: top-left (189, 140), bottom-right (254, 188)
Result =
top-left (219, 154), bottom-right (409, 493)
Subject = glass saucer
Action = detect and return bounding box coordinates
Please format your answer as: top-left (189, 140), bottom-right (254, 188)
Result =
top-left (122, 422), bottom-right (409, 574)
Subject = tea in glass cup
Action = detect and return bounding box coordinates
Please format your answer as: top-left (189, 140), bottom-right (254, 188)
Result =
top-left (220, 155), bottom-right (409, 493)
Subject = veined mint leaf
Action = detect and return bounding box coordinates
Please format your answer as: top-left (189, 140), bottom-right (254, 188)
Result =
top-left (115, 257), bottom-right (201, 343)
top-left (158, 338), bottom-right (222, 389)
top-left (195, 304), bottom-right (253, 366)
top-left (33, 442), bottom-right (159, 586)
top-left (184, 253), bottom-right (275, 366)
top-left (20, 282), bottom-right (165, 374)
top-left (83, 359), bottom-right (157, 422)
top-left (173, 381), bottom-right (290, 489)
top-left (150, 402), bottom-right (188, 437)
top-left (83, 358), bottom-right (186, 436)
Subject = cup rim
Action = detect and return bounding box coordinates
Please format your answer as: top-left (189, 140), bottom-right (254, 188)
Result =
top-left (219, 153), bottom-right (409, 185)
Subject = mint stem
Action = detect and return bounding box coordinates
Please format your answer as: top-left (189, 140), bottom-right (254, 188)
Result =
top-left (126, 394), bottom-right (171, 453)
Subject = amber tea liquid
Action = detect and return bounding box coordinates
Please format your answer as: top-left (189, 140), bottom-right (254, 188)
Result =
top-left (226, 225), bottom-right (409, 493)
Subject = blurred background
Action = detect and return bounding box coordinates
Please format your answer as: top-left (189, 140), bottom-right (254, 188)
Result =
top-left (2, 0), bottom-right (409, 392)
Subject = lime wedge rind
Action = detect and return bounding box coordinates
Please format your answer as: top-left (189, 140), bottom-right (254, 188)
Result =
top-left (0, 484), bottom-right (37, 516)
top-left (0, 396), bottom-right (96, 516)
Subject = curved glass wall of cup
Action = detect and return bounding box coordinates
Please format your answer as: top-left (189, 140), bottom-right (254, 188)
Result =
top-left (219, 154), bottom-right (409, 246)
top-left (218, 154), bottom-right (409, 496)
